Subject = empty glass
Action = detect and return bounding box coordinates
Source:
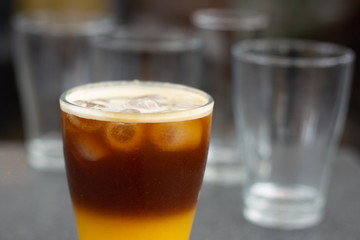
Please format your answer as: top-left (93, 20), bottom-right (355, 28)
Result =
top-left (191, 8), bottom-right (269, 184)
top-left (13, 10), bottom-right (115, 170)
top-left (232, 39), bottom-right (354, 229)
top-left (90, 27), bottom-right (202, 87)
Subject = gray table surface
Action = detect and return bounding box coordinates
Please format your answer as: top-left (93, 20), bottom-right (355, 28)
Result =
top-left (0, 141), bottom-right (359, 240)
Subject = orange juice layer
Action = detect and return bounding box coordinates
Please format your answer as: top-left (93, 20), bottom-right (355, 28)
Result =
top-left (74, 206), bottom-right (197, 240)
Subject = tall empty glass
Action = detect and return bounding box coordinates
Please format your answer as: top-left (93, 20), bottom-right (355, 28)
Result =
top-left (232, 39), bottom-right (354, 229)
top-left (90, 27), bottom-right (202, 87)
top-left (13, 10), bottom-right (114, 170)
top-left (192, 8), bottom-right (269, 184)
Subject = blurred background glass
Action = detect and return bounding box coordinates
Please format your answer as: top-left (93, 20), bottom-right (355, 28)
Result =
top-left (90, 26), bottom-right (202, 86)
top-left (1, 0), bottom-right (359, 156)
top-left (192, 8), bottom-right (269, 184)
top-left (13, 10), bottom-right (115, 170)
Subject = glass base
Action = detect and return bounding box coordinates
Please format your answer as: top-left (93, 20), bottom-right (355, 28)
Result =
top-left (26, 134), bottom-right (65, 171)
top-left (243, 182), bottom-right (323, 229)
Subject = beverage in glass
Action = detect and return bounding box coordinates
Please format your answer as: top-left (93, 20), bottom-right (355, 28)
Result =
top-left (60, 81), bottom-right (214, 240)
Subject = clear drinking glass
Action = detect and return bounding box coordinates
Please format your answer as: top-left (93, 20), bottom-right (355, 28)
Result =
top-left (232, 39), bottom-right (354, 229)
top-left (12, 10), bottom-right (115, 170)
top-left (60, 81), bottom-right (214, 240)
top-left (191, 8), bottom-right (269, 184)
top-left (90, 27), bottom-right (202, 87)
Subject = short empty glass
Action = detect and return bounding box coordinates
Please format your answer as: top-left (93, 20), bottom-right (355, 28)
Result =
top-left (232, 39), bottom-right (354, 229)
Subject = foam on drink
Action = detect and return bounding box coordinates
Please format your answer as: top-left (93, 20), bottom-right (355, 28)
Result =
top-left (60, 81), bottom-right (213, 122)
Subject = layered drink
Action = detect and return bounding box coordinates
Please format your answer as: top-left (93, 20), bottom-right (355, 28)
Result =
top-left (60, 81), bottom-right (214, 240)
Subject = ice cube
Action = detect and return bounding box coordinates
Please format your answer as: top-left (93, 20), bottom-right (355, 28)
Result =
top-left (73, 99), bottom-right (108, 110)
top-left (71, 135), bottom-right (109, 162)
top-left (124, 95), bottom-right (167, 113)
top-left (66, 114), bottom-right (103, 132)
top-left (148, 120), bottom-right (202, 151)
top-left (144, 94), bottom-right (168, 105)
top-left (106, 123), bottom-right (143, 151)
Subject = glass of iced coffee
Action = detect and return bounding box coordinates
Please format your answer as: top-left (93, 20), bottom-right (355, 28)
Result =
top-left (59, 81), bottom-right (213, 240)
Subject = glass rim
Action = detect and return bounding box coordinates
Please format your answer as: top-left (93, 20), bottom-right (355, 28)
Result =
top-left (12, 9), bottom-right (115, 36)
top-left (60, 81), bottom-right (214, 123)
top-left (191, 8), bottom-right (269, 31)
top-left (232, 38), bottom-right (355, 67)
top-left (90, 26), bottom-right (202, 52)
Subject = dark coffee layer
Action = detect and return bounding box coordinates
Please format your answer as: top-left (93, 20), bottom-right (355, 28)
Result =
top-left (62, 112), bottom-right (211, 216)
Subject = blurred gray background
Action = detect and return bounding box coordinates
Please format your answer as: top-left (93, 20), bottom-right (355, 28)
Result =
top-left (0, 0), bottom-right (359, 150)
